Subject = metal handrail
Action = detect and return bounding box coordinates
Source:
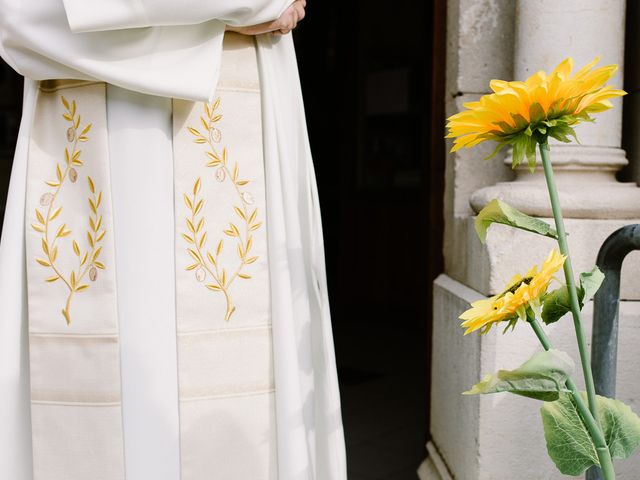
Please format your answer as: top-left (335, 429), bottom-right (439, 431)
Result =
top-left (586, 224), bottom-right (640, 480)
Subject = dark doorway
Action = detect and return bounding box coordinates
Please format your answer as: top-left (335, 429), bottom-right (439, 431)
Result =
top-left (0, 61), bottom-right (22, 228)
top-left (294, 1), bottom-right (445, 478)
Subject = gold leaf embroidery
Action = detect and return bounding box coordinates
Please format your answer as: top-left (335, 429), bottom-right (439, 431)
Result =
top-left (182, 98), bottom-right (262, 321)
top-left (31, 95), bottom-right (106, 325)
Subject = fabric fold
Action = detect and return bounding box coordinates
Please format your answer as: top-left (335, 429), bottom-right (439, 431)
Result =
top-left (0, 78), bottom-right (37, 480)
top-left (62, 0), bottom-right (293, 32)
top-left (257, 33), bottom-right (347, 480)
top-left (1, 0), bottom-right (226, 101)
top-left (106, 84), bottom-right (181, 480)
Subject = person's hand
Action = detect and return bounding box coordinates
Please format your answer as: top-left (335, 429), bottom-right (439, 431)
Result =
top-left (225, 0), bottom-right (306, 36)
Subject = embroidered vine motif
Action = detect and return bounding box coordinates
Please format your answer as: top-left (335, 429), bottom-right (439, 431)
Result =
top-left (183, 98), bottom-right (263, 321)
top-left (31, 96), bottom-right (106, 325)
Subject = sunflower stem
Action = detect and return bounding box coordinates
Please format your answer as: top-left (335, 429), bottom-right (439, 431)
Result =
top-left (538, 142), bottom-right (616, 479)
top-left (527, 315), bottom-right (616, 479)
top-left (538, 142), bottom-right (600, 417)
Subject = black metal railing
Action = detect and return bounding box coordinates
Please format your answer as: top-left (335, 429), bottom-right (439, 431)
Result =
top-left (586, 224), bottom-right (640, 480)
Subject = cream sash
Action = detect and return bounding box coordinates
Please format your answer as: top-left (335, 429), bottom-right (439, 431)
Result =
top-left (24, 34), bottom-right (277, 479)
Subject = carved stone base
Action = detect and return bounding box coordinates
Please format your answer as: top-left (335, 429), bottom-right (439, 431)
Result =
top-left (417, 442), bottom-right (453, 480)
top-left (428, 274), bottom-right (640, 479)
top-left (462, 216), bottom-right (640, 299)
top-left (470, 146), bottom-right (640, 219)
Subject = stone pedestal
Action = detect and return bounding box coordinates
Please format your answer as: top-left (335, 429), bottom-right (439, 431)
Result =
top-left (471, 145), bottom-right (640, 220)
top-left (471, 1), bottom-right (640, 219)
top-left (421, 276), bottom-right (640, 480)
top-left (464, 216), bottom-right (640, 300)
top-left (442, 0), bottom-right (640, 281)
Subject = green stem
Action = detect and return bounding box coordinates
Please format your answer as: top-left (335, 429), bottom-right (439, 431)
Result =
top-left (538, 142), bottom-right (599, 418)
top-left (528, 316), bottom-right (616, 479)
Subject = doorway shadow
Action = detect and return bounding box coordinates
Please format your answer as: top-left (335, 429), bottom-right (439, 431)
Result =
top-left (294, 1), bottom-right (445, 478)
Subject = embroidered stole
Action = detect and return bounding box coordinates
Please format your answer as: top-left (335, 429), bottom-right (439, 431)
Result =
top-left (24, 34), bottom-right (277, 479)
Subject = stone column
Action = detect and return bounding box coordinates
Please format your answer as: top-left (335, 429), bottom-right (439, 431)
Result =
top-left (471, 0), bottom-right (640, 220)
top-left (419, 0), bottom-right (517, 477)
top-left (421, 1), bottom-right (640, 479)
top-left (463, 0), bottom-right (640, 298)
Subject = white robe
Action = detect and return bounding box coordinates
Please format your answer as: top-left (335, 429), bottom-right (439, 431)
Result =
top-left (0, 1), bottom-right (347, 479)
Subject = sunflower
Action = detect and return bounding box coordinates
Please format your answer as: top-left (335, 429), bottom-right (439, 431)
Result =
top-left (460, 250), bottom-right (565, 335)
top-left (446, 57), bottom-right (626, 169)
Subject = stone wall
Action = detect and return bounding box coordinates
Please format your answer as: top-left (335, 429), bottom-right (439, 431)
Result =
top-left (421, 1), bottom-right (640, 478)
top-left (428, 276), bottom-right (640, 479)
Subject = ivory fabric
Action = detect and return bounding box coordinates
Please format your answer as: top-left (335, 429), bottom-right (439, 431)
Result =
top-left (0, 1), bottom-right (347, 479)
top-left (0, 0), bottom-right (292, 100)
top-left (173, 34), bottom-right (277, 479)
top-left (107, 85), bottom-right (180, 479)
top-left (26, 80), bottom-right (125, 479)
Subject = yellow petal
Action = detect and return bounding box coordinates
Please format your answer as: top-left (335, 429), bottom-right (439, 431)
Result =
top-left (551, 57), bottom-right (573, 80)
top-left (572, 56), bottom-right (601, 79)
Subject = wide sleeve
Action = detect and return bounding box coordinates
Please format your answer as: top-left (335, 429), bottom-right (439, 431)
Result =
top-left (61, 0), bottom-right (293, 33)
top-left (0, 0), bottom-right (292, 101)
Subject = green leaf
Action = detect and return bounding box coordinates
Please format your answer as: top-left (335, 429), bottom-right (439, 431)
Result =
top-left (541, 267), bottom-right (605, 325)
top-left (474, 199), bottom-right (558, 243)
top-left (580, 267), bottom-right (605, 305)
top-left (541, 286), bottom-right (572, 325)
top-left (483, 141), bottom-right (508, 161)
top-left (541, 393), bottom-right (640, 475)
top-left (509, 112), bottom-right (530, 131)
top-left (541, 393), bottom-right (600, 475)
top-left (511, 135), bottom-right (526, 168)
top-left (548, 123), bottom-right (578, 143)
top-left (529, 102), bottom-right (546, 124)
top-left (464, 349), bottom-right (574, 401)
top-left (525, 135), bottom-right (537, 172)
top-left (599, 395), bottom-right (640, 460)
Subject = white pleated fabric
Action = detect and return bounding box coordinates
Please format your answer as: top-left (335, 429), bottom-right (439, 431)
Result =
top-left (0, 79), bottom-right (37, 480)
top-left (0, 1), bottom-right (347, 479)
top-left (107, 85), bottom-right (180, 480)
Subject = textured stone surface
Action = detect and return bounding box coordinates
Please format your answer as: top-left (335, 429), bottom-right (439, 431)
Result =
top-left (479, 300), bottom-right (640, 479)
top-left (429, 275), bottom-right (483, 480)
top-left (515, 0), bottom-right (625, 147)
top-left (464, 216), bottom-right (640, 300)
top-left (430, 275), bottom-right (640, 479)
top-left (444, 95), bottom-right (514, 219)
top-left (443, 94), bottom-right (513, 279)
top-left (432, 1), bottom-right (640, 478)
top-left (442, 0), bottom-right (517, 293)
top-left (417, 456), bottom-right (440, 480)
top-left (442, 216), bottom-right (467, 288)
top-left (469, 0), bottom-right (638, 224)
top-left (418, 442), bottom-right (453, 480)
top-left (470, 177), bottom-right (640, 220)
top-left (470, 145), bottom-right (640, 219)
top-left (446, 0), bottom-right (515, 96)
